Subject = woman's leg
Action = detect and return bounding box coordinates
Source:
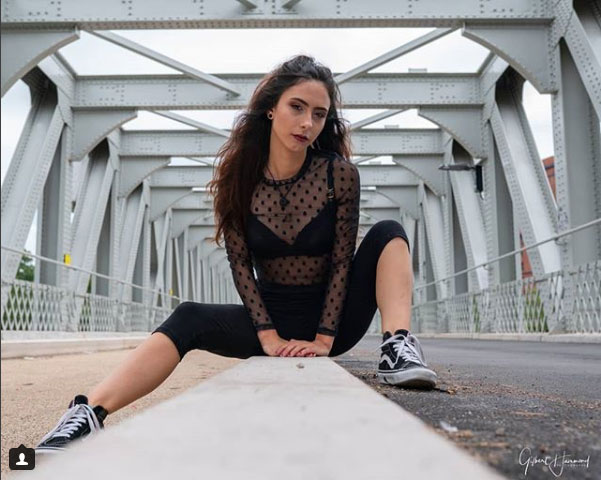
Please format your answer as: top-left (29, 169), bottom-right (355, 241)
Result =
top-left (376, 237), bottom-right (413, 334)
top-left (88, 301), bottom-right (264, 415)
top-left (87, 331), bottom-right (180, 415)
top-left (330, 220), bottom-right (411, 356)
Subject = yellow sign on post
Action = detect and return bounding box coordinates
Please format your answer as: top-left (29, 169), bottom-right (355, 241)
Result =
top-left (64, 254), bottom-right (71, 265)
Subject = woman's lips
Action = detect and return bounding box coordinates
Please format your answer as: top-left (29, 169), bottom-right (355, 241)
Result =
top-left (292, 134), bottom-right (308, 143)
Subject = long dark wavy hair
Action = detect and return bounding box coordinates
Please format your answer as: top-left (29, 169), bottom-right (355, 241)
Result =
top-left (207, 54), bottom-right (352, 246)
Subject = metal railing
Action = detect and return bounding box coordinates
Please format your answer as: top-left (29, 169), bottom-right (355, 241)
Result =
top-left (411, 218), bottom-right (601, 334)
top-left (2, 218), bottom-right (599, 335)
top-left (1, 245), bottom-right (182, 332)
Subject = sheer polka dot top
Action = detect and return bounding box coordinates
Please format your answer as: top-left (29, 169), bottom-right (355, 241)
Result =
top-left (223, 148), bottom-right (361, 337)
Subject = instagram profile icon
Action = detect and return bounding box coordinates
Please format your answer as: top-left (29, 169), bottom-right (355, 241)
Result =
top-left (9, 444), bottom-right (35, 470)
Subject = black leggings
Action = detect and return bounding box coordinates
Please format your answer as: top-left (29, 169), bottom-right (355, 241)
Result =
top-left (152, 220), bottom-right (410, 360)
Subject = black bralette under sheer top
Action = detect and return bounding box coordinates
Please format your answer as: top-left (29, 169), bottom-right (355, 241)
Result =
top-left (223, 147), bottom-right (361, 337)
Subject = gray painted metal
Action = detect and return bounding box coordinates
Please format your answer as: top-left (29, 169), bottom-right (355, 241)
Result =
top-left (72, 74), bottom-right (481, 110)
top-left (490, 76), bottom-right (561, 276)
top-left (0, 1), bottom-right (554, 29)
top-left (88, 30), bottom-right (242, 96)
top-left (1, 82), bottom-right (64, 287)
top-left (121, 128), bottom-right (445, 157)
top-left (0, 29), bottom-right (79, 96)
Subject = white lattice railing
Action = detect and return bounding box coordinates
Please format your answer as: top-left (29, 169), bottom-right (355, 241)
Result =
top-left (1, 246), bottom-right (180, 333)
top-left (412, 216), bottom-right (601, 335)
top-left (1, 219), bottom-right (600, 335)
top-left (412, 260), bottom-right (600, 334)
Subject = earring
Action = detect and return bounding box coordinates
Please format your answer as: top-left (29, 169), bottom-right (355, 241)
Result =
top-left (267, 112), bottom-right (273, 120)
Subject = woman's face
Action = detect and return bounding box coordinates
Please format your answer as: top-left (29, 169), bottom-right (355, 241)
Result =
top-left (268, 80), bottom-right (331, 153)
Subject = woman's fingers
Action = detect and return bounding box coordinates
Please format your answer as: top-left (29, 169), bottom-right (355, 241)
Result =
top-left (281, 341), bottom-right (309, 357)
top-left (280, 343), bottom-right (297, 357)
top-left (289, 345), bottom-right (303, 356)
top-left (277, 340), bottom-right (320, 357)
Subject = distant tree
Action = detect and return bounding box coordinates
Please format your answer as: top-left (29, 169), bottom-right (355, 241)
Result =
top-left (16, 251), bottom-right (35, 282)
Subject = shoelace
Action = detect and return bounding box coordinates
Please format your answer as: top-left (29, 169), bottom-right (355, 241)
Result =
top-left (38, 404), bottom-right (101, 444)
top-left (373, 333), bottom-right (425, 365)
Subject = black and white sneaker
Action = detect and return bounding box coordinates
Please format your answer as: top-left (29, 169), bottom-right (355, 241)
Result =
top-left (35, 394), bottom-right (108, 454)
top-left (376, 329), bottom-right (437, 389)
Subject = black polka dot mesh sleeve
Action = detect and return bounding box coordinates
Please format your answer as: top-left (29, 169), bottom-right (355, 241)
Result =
top-left (224, 224), bottom-right (276, 332)
top-left (316, 159), bottom-right (360, 336)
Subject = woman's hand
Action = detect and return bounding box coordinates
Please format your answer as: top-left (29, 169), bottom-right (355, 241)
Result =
top-left (258, 330), bottom-right (292, 357)
top-left (278, 338), bottom-right (332, 357)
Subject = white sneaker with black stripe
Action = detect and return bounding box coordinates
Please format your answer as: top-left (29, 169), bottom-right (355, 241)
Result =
top-left (376, 329), bottom-right (437, 389)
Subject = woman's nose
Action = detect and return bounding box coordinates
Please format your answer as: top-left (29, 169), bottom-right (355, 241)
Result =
top-left (301, 115), bottom-right (313, 129)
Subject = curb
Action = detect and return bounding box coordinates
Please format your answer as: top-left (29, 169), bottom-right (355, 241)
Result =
top-left (4, 331), bottom-right (600, 359)
top-left (414, 332), bottom-right (601, 343)
top-left (24, 357), bottom-right (505, 479)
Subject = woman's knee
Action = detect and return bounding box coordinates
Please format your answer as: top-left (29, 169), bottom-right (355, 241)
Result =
top-left (364, 220), bottom-right (410, 253)
top-left (368, 219), bottom-right (405, 236)
top-left (171, 301), bottom-right (206, 320)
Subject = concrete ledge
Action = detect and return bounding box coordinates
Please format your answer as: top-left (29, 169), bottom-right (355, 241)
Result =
top-left (23, 357), bottom-right (504, 480)
top-left (415, 332), bottom-right (601, 343)
top-left (1, 335), bottom-right (148, 359)
top-left (4, 331), bottom-right (599, 359)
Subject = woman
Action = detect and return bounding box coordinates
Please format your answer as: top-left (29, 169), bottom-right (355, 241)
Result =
top-left (35, 55), bottom-right (437, 454)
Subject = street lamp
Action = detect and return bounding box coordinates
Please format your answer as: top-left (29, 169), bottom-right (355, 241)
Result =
top-left (438, 163), bottom-right (483, 193)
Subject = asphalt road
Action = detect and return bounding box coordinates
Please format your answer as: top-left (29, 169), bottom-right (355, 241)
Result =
top-left (335, 335), bottom-right (601, 480)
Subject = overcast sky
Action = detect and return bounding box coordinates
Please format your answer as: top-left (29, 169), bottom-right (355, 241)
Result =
top-left (1, 28), bottom-right (554, 253)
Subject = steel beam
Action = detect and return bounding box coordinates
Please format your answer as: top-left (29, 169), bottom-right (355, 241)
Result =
top-left (0, 1), bottom-right (554, 29)
top-left (552, 40), bottom-right (601, 269)
top-left (374, 186), bottom-right (420, 219)
top-left (35, 128), bottom-right (67, 288)
top-left (490, 69), bottom-right (561, 276)
top-left (149, 188), bottom-right (193, 221)
top-left (449, 144), bottom-right (488, 291)
top-left (420, 184), bottom-right (450, 300)
top-left (463, 23), bottom-right (555, 93)
top-left (392, 155), bottom-right (445, 195)
top-left (73, 74), bottom-right (482, 110)
top-left (171, 210), bottom-right (205, 238)
top-left (147, 164), bottom-right (421, 192)
top-left (350, 109), bottom-right (407, 131)
top-left (117, 186), bottom-right (146, 292)
top-left (88, 30), bottom-right (241, 96)
top-left (151, 211), bottom-right (171, 309)
top-left (67, 140), bottom-right (116, 329)
top-left (71, 110), bottom-right (137, 161)
top-left (336, 28), bottom-right (456, 84)
top-left (418, 106), bottom-right (485, 158)
top-left (1, 28), bottom-right (79, 97)
top-left (559, 0), bottom-right (601, 118)
top-left (1, 82), bottom-right (64, 285)
top-left (122, 128), bottom-right (444, 157)
top-left (150, 111), bottom-right (230, 137)
top-left (118, 156), bottom-right (171, 198)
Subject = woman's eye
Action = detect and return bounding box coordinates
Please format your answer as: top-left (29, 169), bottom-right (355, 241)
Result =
top-left (292, 104), bottom-right (302, 111)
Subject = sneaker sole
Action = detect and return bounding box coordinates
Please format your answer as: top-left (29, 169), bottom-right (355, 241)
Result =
top-left (377, 367), bottom-right (437, 389)
top-left (35, 430), bottom-right (101, 455)
top-left (35, 446), bottom-right (65, 454)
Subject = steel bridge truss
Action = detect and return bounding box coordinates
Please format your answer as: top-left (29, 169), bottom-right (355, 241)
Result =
top-left (1, 0), bottom-right (599, 334)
